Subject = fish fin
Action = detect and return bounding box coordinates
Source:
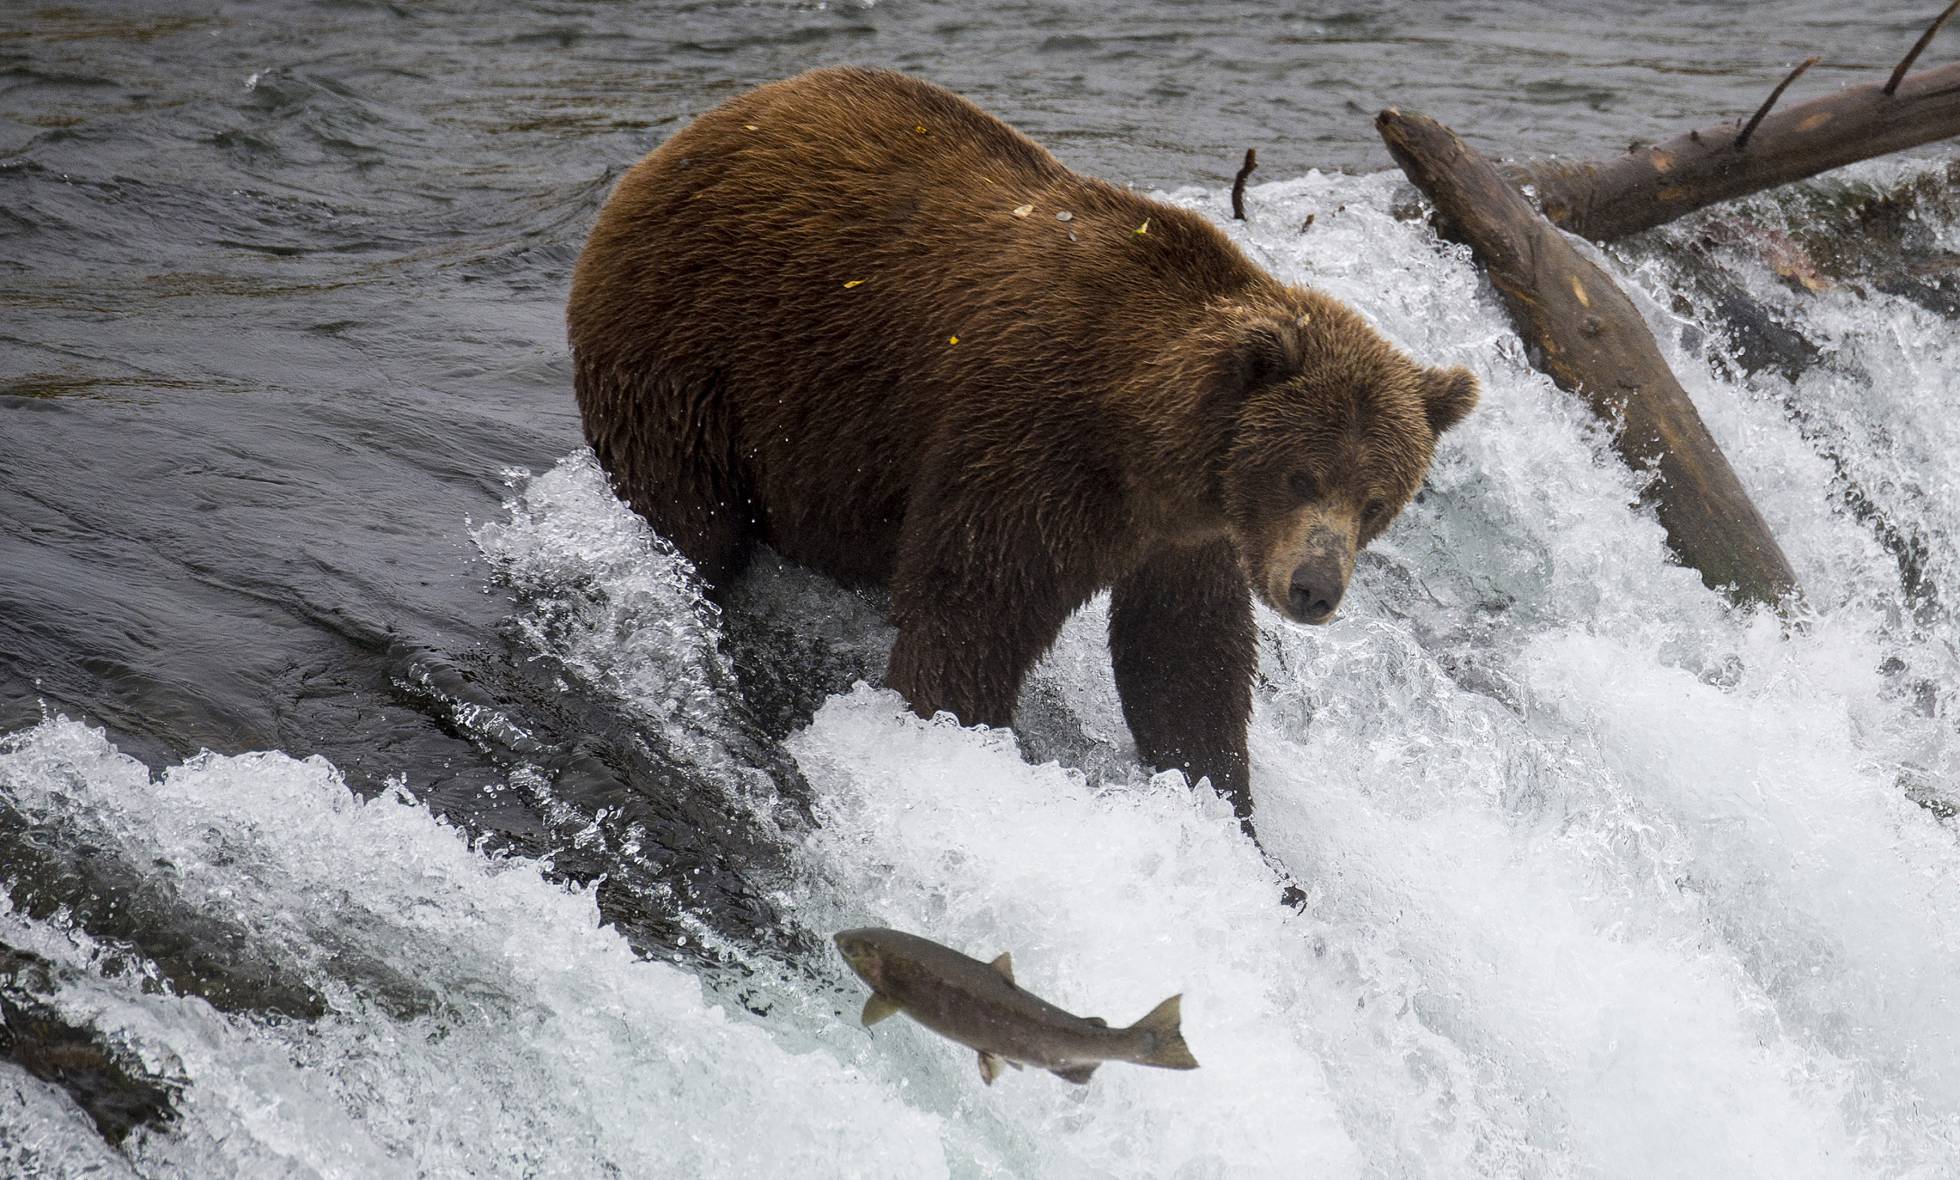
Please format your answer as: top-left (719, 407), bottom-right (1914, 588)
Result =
top-left (861, 994), bottom-right (901, 1027)
top-left (990, 952), bottom-right (1015, 984)
top-left (1085, 1016), bottom-right (1109, 1027)
top-left (1052, 1063), bottom-right (1099, 1085)
top-left (978, 1051), bottom-right (1005, 1085)
top-left (1127, 993), bottom-right (1200, 1070)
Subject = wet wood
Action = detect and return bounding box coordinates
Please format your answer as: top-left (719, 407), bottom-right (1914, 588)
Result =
top-left (1735, 56), bottom-right (1818, 150)
top-left (1888, 0), bottom-right (1960, 95)
top-left (1231, 148), bottom-right (1257, 220)
top-left (1505, 60), bottom-right (1960, 242)
top-left (1378, 108), bottom-right (1801, 608)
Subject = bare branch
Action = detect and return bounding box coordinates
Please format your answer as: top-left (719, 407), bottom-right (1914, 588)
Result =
top-left (1231, 149), bottom-right (1257, 220)
top-left (1737, 56), bottom-right (1819, 150)
top-left (1888, 0), bottom-right (1960, 95)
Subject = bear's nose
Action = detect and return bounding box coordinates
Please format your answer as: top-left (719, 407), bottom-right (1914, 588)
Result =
top-left (1288, 560), bottom-right (1344, 624)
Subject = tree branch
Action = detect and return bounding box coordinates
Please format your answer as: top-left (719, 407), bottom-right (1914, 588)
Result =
top-left (1231, 148), bottom-right (1258, 220)
top-left (1737, 56), bottom-right (1819, 150)
top-left (1887, 0), bottom-right (1960, 95)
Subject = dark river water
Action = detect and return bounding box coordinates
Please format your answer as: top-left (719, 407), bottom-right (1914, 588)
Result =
top-left (4, 2), bottom-right (1960, 1175)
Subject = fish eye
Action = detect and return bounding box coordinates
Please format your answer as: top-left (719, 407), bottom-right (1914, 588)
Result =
top-left (1290, 470), bottom-right (1319, 503)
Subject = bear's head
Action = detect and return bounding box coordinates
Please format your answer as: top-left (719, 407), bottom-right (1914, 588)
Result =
top-left (1207, 295), bottom-right (1477, 625)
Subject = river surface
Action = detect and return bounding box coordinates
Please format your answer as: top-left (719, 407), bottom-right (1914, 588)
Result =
top-left (4, 1), bottom-right (1960, 1176)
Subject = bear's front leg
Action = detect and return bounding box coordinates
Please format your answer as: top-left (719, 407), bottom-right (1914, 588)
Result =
top-left (1109, 540), bottom-right (1257, 822)
top-left (885, 565), bottom-right (1083, 733)
top-left (884, 495), bottom-right (1092, 732)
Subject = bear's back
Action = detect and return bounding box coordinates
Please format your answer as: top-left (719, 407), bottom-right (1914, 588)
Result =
top-left (568, 67), bottom-right (1271, 581)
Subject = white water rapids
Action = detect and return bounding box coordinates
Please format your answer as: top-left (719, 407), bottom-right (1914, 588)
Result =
top-left (5, 165), bottom-right (1958, 1177)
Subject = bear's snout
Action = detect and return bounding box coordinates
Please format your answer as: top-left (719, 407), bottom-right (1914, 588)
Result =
top-left (1287, 555), bottom-right (1347, 624)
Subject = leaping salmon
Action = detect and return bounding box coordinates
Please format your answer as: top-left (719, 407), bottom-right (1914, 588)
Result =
top-left (833, 926), bottom-right (1200, 1086)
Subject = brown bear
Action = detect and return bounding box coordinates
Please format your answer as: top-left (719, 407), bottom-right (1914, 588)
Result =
top-left (568, 67), bottom-right (1476, 822)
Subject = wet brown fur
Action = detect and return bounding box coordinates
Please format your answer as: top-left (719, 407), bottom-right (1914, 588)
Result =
top-left (568, 68), bottom-right (1477, 819)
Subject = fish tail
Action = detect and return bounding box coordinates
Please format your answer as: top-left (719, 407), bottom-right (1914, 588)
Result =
top-left (1127, 993), bottom-right (1200, 1070)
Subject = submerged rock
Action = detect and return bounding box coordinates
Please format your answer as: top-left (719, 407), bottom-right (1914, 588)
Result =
top-left (0, 943), bottom-right (179, 1146)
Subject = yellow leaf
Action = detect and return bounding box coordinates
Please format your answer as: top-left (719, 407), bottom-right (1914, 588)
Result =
top-left (743, 124), bottom-right (758, 131)
top-left (915, 124), bottom-right (927, 134)
top-left (1012, 204), bottom-right (1034, 218)
top-left (1135, 218), bottom-right (1150, 235)
top-left (948, 335), bottom-right (959, 345)
top-left (843, 279), bottom-right (864, 289)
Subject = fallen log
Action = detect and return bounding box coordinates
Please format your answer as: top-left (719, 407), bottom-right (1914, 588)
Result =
top-left (1506, 30), bottom-right (1960, 243)
top-left (1378, 108), bottom-right (1801, 608)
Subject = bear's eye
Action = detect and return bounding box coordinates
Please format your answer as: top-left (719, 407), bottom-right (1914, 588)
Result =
top-left (1289, 470), bottom-right (1319, 503)
top-left (1362, 499), bottom-right (1389, 526)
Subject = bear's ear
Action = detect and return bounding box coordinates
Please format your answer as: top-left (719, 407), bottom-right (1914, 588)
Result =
top-left (1218, 315), bottom-right (1307, 399)
top-left (1421, 365), bottom-right (1479, 436)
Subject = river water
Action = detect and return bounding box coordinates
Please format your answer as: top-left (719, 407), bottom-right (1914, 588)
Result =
top-left (4, 1), bottom-right (1959, 1176)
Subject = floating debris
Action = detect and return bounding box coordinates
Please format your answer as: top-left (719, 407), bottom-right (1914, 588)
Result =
top-left (1135, 218), bottom-right (1150, 235)
top-left (914, 124), bottom-right (927, 134)
top-left (743, 123), bottom-right (759, 131)
top-left (948, 335), bottom-right (959, 345)
top-left (1012, 204), bottom-right (1034, 218)
top-left (1056, 211), bottom-right (1073, 222)
top-left (842, 279), bottom-right (865, 289)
